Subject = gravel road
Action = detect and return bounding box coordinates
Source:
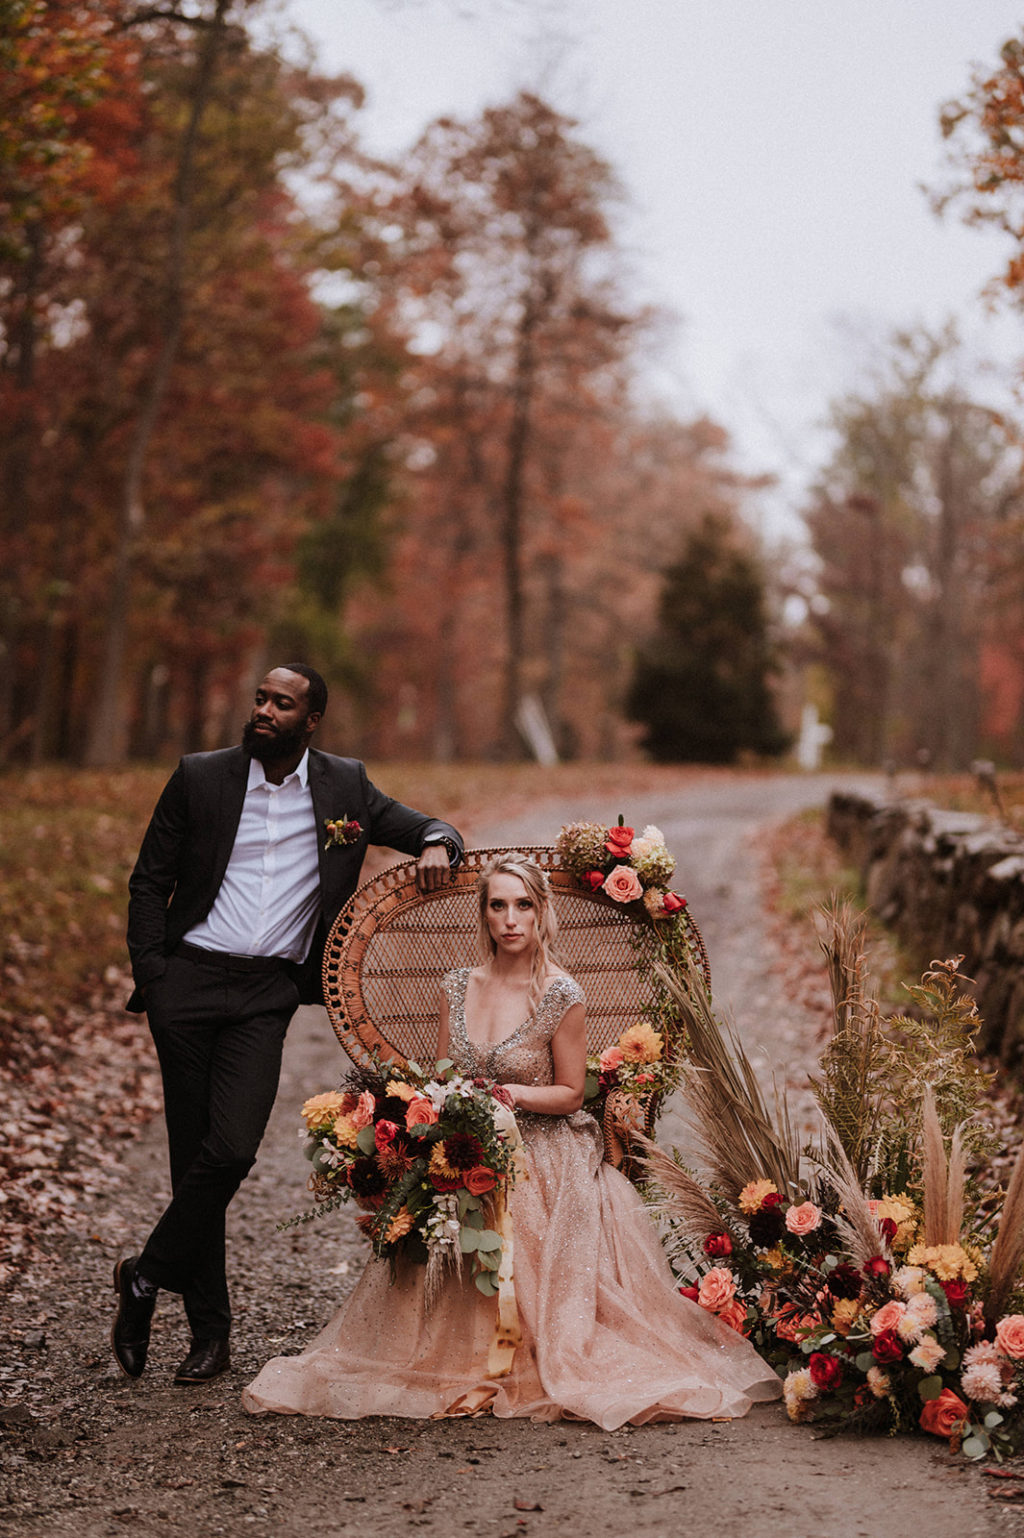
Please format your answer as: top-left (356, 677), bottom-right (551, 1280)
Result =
top-left (2, 772), bottom-right (1019, 1538)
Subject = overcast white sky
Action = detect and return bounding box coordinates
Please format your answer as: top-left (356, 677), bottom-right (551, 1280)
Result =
top-left (279, 0), bottom-right (1024, 536)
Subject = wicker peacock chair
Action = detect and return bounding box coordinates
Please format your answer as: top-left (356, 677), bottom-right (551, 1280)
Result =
top-left (321, 847), bottom-right (710, 1167)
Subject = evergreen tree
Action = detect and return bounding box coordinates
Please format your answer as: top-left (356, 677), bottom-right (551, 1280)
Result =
top-left (628, 515), bottom-right (788, 763)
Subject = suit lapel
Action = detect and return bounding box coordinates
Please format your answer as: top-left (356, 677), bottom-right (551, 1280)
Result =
top-left (308, 750), bottom-right (360, 912)
top-left (211, 748), bottom-right (250, 893)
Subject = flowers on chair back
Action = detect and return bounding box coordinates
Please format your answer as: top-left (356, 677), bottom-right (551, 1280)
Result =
top-left (555, 817), bottom-right (685, 917)
top-left (293, 1058), bottom-right (522, 1299)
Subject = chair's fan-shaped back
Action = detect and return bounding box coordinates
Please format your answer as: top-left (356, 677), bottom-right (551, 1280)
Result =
top-left (322, 846), bottom-right (710, 1068)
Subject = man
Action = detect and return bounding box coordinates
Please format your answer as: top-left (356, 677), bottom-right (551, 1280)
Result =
top-left (115, 663), bottom-right (463, 1385)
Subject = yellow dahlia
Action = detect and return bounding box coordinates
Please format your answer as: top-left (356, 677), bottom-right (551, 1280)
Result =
top-left (739, 1179), bottom-right (779, 1215)
top-left (301, 1091), bottom-right (348, 1129)
top-left (616, 1021), bottom-right (663, 1064)
top-left (385, 1208), bottom-right (415, 1243)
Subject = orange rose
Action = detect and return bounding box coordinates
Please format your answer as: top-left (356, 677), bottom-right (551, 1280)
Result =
top-left (605, 826), bottom-right (635, 858)
top-left (697, 1267), bottom-right (737, 1312)
top-left (995, 1314), bottom-right (1024, 1359)
top-left (603, 866), bottom-right (643, 903)
top-left (464, 1165), bottom-right (497, 1196)
top-left (919, 1388), bottom-right (969, 1440)
top-left (717, 1298), bottom-right (750, 1335)
top-left (405, 1096), bottom-right (439, 1129)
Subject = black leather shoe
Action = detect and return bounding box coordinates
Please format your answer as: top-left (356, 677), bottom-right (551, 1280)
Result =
top-left (111, 1257), bottom-right (157, 1379)
top-left (173, 1337), bottom-right (231, 1385)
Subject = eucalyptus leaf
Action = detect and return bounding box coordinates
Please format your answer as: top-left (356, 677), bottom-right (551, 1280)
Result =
top-left (459, 1227), bottom-right (480, 1254)
top-left (475, 1271), bottom-right (498, 1296)
top-left (475, 1229), bottom-right (502, 1252)
top-left (984, 1411), bottom-right (1005, 1429)
top-left (584, 1073), bottom-right (600, 1101)
top-left (943, 1347), bottom-right (960, 1371)
top-left (457, 1190), bottom-right (481, 1220)
top-left (855, 1353), bottom-right (876, 1374)
top-left (477, 1248), bottom-right (502, 1272)
top-left (961, 1435), bottom-right (988, 1460)
top-left (356, 1126), bottom-right (377, 1156)
top-left (917, 1375), bottom-right (944, 1402)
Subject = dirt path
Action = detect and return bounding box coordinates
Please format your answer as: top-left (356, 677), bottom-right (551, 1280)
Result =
top-left (2, 773), bottom-right (1019, 1538)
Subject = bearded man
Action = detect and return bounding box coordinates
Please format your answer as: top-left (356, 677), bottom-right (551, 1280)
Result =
top-left (114, 664), bottom-right (462, 1385)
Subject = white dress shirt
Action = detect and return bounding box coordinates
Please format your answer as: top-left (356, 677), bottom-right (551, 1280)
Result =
top-left (184, 753), bottom-right (321, 961)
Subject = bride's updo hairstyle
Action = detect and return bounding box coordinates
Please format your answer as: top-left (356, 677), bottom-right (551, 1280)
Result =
top-left (476, 854), bottom-right (559, 1009)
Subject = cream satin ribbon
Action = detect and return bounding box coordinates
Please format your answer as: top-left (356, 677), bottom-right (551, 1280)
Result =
top-left (486, 1181), bottom-right (522, 1377)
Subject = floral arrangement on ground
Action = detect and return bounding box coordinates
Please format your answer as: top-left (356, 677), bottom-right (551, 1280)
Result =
top-left (294, 1057), bottom-right (521, 1300)
top-left (639, 900), bottom-right (1024, 1462)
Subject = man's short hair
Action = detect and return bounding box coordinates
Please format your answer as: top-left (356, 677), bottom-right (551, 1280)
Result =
top-left (278, 663), bottom-right (328, 717)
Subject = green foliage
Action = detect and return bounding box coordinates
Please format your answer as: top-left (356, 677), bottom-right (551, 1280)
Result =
top-left (627, 514), bottom-right (789, 764)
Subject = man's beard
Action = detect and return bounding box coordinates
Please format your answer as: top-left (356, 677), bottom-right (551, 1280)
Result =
top-left (241, 718), bottom-right (310, 762)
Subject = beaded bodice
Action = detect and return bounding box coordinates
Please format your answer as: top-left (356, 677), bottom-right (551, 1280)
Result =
top-left (442, 967), bottom-right (584, 1084)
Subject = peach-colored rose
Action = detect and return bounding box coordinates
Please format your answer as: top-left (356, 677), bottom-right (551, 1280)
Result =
top-left (464, 1165), bottom-right (497, 1196)
top-left (919, 1388), bottom-right (969, 1440)
top-left (995, 1314), bottom-right (1024, 1359)
top-left (599, 1046), bottom-right (625, 1073)
top-left (603, 865), bottom-right (643, 903)
top-left (774, 1310), bottom-right (821, 1343)
top-left (350, 1090), bottom-right (376, 1131)
top-left (605, 826), bottom-right (635, 858)
top-left (717, 1298), bottom-right (750, 1335)
top-left (869, 1300), bottom-right (907, 1337)
top-left (785, 1201), bottom-right (822, 1237)
top-left (405, 1095), bottom-right (439, 1130)
top-left (697, 1267), bottom-right (737, 1312)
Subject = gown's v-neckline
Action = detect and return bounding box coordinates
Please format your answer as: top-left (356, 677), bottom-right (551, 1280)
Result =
top-left (460, 969), bottom-right (561, 1054)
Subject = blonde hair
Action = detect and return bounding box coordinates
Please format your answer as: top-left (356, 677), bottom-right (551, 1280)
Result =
top-left (476, 854), bottom-right (559, 1010)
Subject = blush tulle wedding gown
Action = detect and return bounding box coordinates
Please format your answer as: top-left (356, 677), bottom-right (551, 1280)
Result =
top-left (242, 970), bottom-right (781, 1428)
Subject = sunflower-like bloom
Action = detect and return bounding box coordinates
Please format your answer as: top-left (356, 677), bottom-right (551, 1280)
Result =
top-left (616, 1021), bottom-right (663, 1064)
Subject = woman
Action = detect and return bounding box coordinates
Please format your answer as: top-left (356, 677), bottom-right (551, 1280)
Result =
top-left (242, 855), bottom-right (780, 1427)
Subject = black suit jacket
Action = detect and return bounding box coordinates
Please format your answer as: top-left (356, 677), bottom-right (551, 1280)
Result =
top-left (126, 745), bottom-right (463, 1011)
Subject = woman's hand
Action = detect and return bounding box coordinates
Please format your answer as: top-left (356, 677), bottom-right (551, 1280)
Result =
top-left (492, 1085), bottom-right (516, 1110)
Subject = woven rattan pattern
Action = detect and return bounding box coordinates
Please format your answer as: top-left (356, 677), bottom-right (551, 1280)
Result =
top-left (322, 847), bottom-right (710, 1070)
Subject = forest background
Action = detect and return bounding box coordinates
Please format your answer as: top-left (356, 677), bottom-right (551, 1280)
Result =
top-left (4, 0), bottom-right (1024, 772)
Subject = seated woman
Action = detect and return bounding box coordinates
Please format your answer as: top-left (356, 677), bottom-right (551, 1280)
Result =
top-left (242, 854), bottom-right (780, 1428)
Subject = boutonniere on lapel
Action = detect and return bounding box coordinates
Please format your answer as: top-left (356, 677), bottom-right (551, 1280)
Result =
top-left (324, 815), bottom-right (362, 850)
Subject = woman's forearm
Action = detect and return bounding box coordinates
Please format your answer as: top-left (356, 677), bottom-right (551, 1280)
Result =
top-left (505, 1082), bottom-right (583, 1115)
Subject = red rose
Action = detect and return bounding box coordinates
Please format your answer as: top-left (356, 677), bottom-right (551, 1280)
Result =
top-left (605, 826), bottom-right (635, 858)
top-left (871, 1328), bottom-right (903, 1364)
top-left (878, 1217), bottom-right (898, 1243)
top-left (374, 1119), bottom-right (399, 1151)
top-left (942, 1278), bottom-right (969, 1310)
top-left (862, 1254), bottom-right (891, 1280)
top-left (808, 1352), bottom-right (843, 1391)
top-left (430, 1171), bottom-right (461, 1193)
top-left (582, 870), bottom-right (606, 891)
top-left (678, 1285), bottom-right (700, 1302)
top-left (919, 1388), bottom-right (969, 1441)
top-left (662, 891), bottom-right (687, 913)
top-left (761, 1192), bottom-right (785, 1210)
top-left (464, 1165), bottom-right (497, 1196)
top-left (703, 1232), bottom-right (733, 1258)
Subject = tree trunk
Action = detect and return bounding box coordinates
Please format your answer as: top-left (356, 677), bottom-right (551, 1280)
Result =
top-left (85, 0), bottom-right (231, 767)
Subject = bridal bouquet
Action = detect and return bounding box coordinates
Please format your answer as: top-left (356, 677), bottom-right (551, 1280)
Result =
top-left (296, 1057), bottom-right (522, 1299)
top-left (640, 921), bottom-right (1024, 1462)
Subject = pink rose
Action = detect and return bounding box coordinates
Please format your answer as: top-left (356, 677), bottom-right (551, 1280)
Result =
top-left (350, 1090), bottom-right (376, 1131)
top-left (784, 1201), bottom-right (822, 1237)
top-left (995, 1315), bottom-right (1024, 1359)
top-left (919, 1388), bottom-right (969, 1440)
top-left (374, 1119), bottom-right (399, 1151)
top-left (697, 1267), bottom-right (737, 1313)
top-left (405, 1096), bottom-right (439, 1130)
top-left (603, 866), bottom-right (643, 904)
top-left (869, 1300), bottom-right (907, 1337)
top-left (599, 1046), bottom-right (625, 1073)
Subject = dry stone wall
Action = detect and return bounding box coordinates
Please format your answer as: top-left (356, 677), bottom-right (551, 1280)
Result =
top-left (827, 790), bottom-right (1024, 1063)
